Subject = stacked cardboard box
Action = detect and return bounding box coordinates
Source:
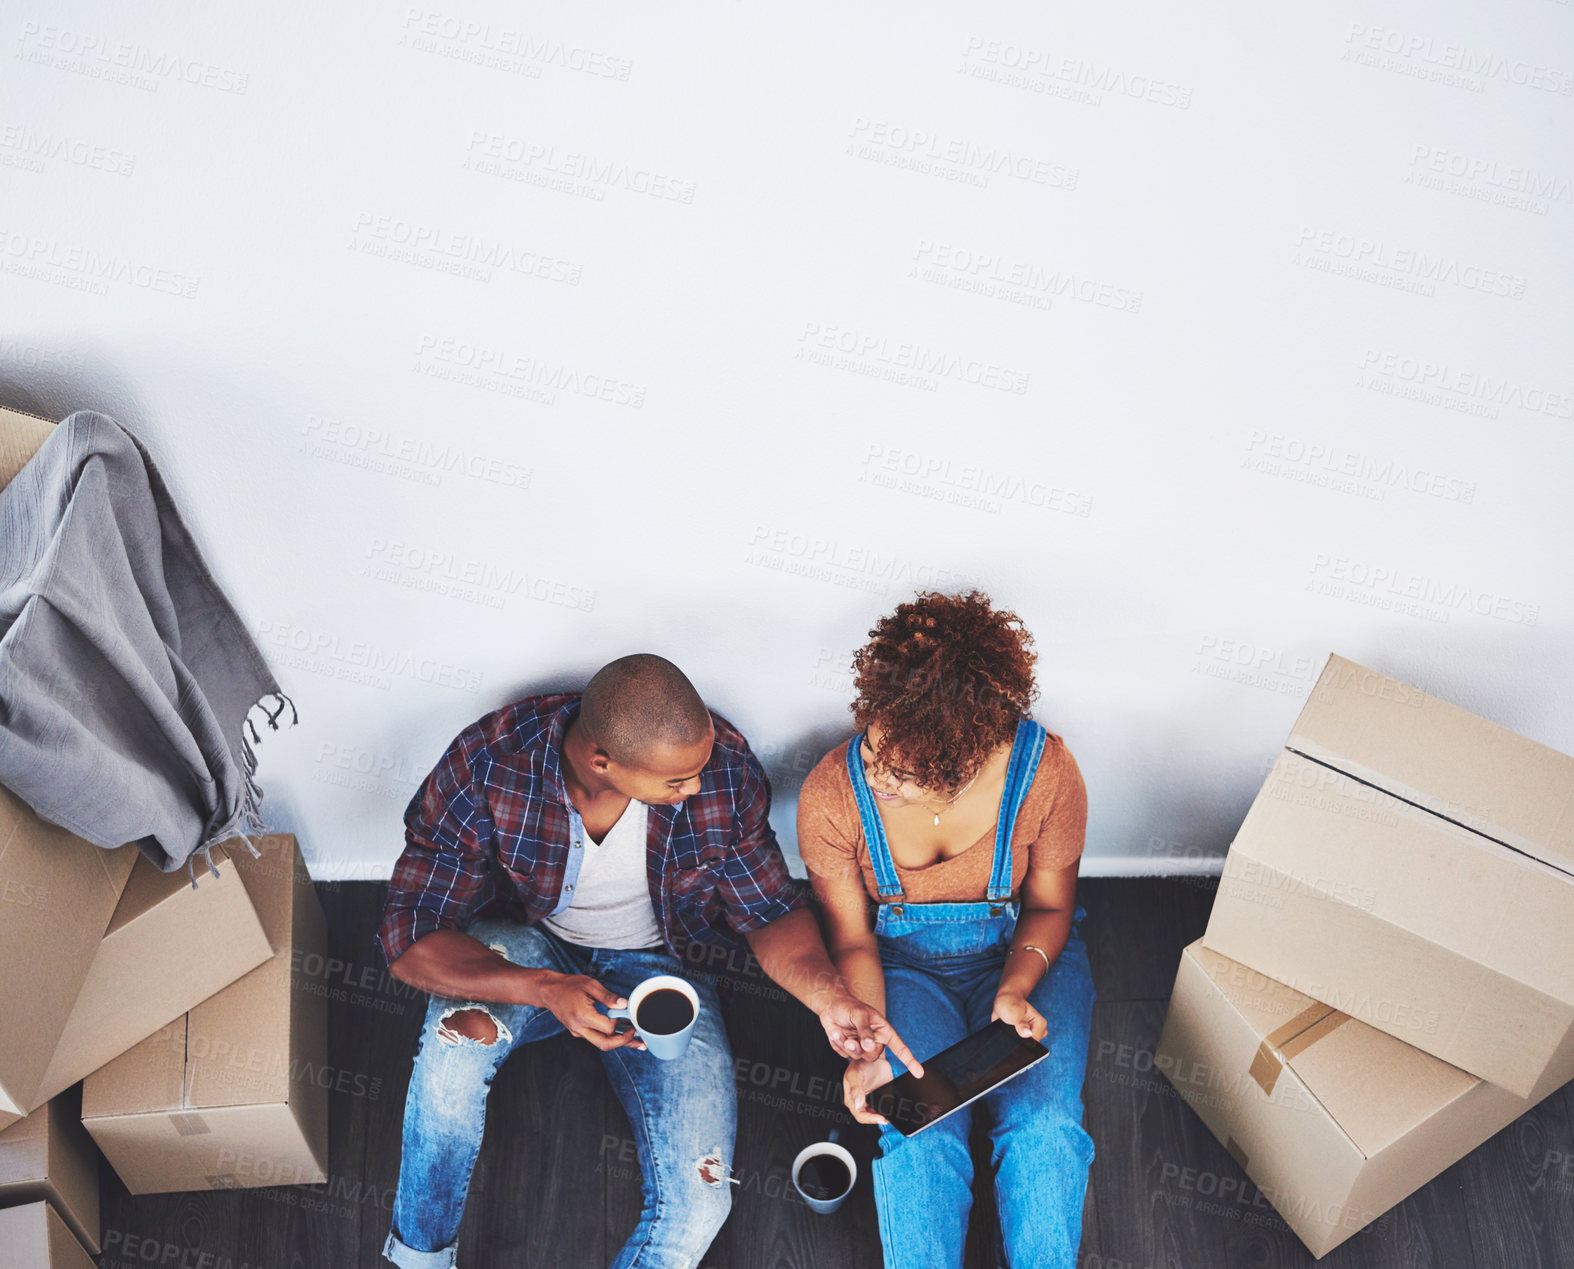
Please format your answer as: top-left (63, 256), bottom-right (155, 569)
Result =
top-left (0, 1202), bottom-right (95, 1269)
top-left (83, 834), bottom-right (330, 1194)
top-left (1158, 654), bottom-right (1574, 1257)
top-left (0, 1089), bottom-right (100, 1260)
top-left (36, 845), bottom-right (276, 1108)
top-left (0, 407), bottom-right (329, 1257)
top-left (0, 783), bottom-right (137, 1132)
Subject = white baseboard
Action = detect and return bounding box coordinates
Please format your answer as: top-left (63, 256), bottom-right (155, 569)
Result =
top-left (1079, 855), bottom-right (1225, 878)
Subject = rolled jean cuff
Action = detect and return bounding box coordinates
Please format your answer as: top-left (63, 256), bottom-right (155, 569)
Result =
top-left (383, 1230), bottom-right (456, 1269)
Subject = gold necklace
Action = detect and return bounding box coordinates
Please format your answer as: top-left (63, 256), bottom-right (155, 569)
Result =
top-left (925, 768), bottom-right (981, 827)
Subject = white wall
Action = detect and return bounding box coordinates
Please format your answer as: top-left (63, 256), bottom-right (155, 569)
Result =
top-left (2, 1), bottom-right (1570, 879)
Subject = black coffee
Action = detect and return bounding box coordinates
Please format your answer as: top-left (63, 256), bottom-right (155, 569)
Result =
top-left (797, 1153), bottom-right (852, 1201)
top-left (636, 988), bottom-right (695, 1035)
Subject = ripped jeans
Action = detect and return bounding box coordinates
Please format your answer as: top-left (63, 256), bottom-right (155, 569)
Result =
top-left (382, 918), bottom-right (737, 1269)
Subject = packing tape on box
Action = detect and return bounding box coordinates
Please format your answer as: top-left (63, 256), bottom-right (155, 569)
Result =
top-left (1248, 1003), bottom-right (1351, 1096)
top-left (169, 1111), bottom-right (211, 1137)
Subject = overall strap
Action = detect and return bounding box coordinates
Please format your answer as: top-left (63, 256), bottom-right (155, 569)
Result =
top-left (986, 718), bottom-right (1048, 904)
top-left (846, 734), bottom-right (905, 900)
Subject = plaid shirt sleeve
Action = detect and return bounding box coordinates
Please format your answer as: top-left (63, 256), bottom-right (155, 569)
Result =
top-left (375, 732), bottom-right (498, 968)
top-left (712, 744), bottom-right (810, 936)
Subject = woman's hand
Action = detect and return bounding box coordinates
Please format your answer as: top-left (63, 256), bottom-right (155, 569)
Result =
top-left (992, 988), bottom-right (1048, 1041)
top-left (842, 1053), bottom-right (897, 1124)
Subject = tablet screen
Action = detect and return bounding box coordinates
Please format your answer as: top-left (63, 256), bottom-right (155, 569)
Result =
top-left (869, 1019), bottom-right (1049, 1136)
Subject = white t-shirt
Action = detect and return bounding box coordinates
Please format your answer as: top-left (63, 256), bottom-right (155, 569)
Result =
top-left (540, 798), bottom-right (663, 949)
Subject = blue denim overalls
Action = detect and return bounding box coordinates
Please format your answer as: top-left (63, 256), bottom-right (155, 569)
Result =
top-left (846, 719), bottom-right (1096, 1269)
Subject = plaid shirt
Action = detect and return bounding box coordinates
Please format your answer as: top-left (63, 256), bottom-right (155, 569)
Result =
top-left (375, 694), bottom-right (807, 967)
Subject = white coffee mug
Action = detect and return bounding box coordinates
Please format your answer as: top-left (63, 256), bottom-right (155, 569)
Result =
top-left (791, 1129), bottom-right (857, 1214)
top-left (606, 975), bottom-right (700, 1061)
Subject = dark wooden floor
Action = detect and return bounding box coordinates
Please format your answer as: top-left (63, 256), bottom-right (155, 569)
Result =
top-left (94, 878), bottom-right (1574, 1268)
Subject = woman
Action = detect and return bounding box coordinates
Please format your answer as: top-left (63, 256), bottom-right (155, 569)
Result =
top-left (797, 589), bottom-right (1095, 1269)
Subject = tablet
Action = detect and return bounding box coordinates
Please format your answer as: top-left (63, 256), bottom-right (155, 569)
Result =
top-left (868, 1019), bottom-right (1049, 1136)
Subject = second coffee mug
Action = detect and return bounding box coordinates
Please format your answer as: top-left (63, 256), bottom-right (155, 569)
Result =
top-left (791, 1128), bottom-right (857, 1214)
top-left (607, 975), bottom-right (700, 1060)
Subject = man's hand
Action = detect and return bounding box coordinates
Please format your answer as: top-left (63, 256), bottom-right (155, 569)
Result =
top-left (818, 993), bottom-right (923, 1076)
top-left (741, 909), bottom-right (921, 1074)
top-left (842, 1054), bottom-right (897, 1124)
top-left (538, 973), bottom-right (645, 1052)
top-left (992, 989), bottom-right (1048, 1041)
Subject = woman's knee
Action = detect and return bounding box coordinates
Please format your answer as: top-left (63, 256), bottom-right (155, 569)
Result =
top-left (877, 1118), bottom-right (973, 1182)
top-left (995, 1105), bottom-right (1094, 1168)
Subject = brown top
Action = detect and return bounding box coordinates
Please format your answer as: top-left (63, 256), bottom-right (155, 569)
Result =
top-left (796, 733), bottom-right (1087, 902)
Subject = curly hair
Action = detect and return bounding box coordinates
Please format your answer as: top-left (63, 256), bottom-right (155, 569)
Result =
top-left (849, 589), bottom-right (1038, 791)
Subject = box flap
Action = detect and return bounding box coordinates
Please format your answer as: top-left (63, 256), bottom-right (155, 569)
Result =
top-left (82, 1018), bottom-right (189, 1118)
top-left (95, 841), bottom-right (140, 893)
top-left (0, 1094), bottom-right (49, 1176)
top-left (1187, 944), bottom-right (1325, 1041)
top-left (0, 783), bottom-right (139, 1115)
top-left (1284, 1006), bottom-right (1480, 1158)
top-left (1292, 655), bottom-right (1574, 872)
top-left (104, 846), bottom-right (218, 936)
top-left (1186, 944), bottom-right (1482, 1157)
top-left (0, 404), bottom-right (55, 489)
top-left (37, 843), bottom-right (272, 1104)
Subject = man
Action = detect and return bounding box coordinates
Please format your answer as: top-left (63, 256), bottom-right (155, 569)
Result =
top-left (377, 653), bottom-right (918, 1269)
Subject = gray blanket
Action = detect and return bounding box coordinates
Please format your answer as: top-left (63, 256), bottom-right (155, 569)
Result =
top-left (0, 410), bottom-right (294, 875)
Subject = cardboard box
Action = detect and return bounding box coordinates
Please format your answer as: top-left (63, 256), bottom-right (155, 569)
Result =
top-left (1158, 942), bottom-right (1570, 1258)
top-left (1288, 653), bottom-right (1574, 865)
top-left (0, 1088), bottom-right (99, 1255)
top-left (1203, 653), bottom-right (1574, 1098)
top-left (0, 407), bottom-right (142, 1130)
top-left (0, 1201), bottom-right (95, 1269)
top-left (32, 843), bottom-right (273, 1108)
top-left (0, 786), bottom-right (138, 1130)
top-left (83, 835), bottom-right (330, 1194)
top-left (0, 405), bottom-right (54, 487)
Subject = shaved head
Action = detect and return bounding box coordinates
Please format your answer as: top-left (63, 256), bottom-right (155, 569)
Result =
top-left (578, 654), bottom-right (712, 766)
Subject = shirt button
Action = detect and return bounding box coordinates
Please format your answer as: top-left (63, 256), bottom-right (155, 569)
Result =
top-left (572, 840), bottom-right (582, 849)
top-left (565, 884), bottom-right (574, 893)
